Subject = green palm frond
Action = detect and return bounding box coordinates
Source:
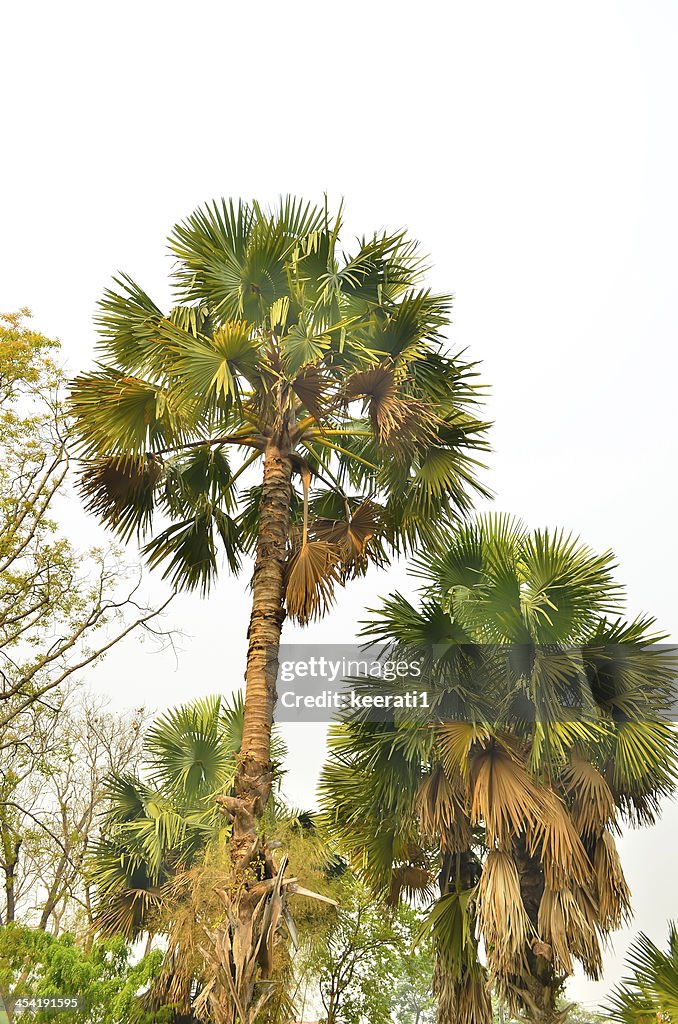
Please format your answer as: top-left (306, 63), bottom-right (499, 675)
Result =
top-left (145, 695), bottom-right (239, 802)
top-left (167, 320), bottom-right (262, 417)
top-left (70, 366), bottom-right (194, 456)
top-left (142, 508), bottom-right (240, 593)
top-left (607, 924), bottom-right (678, 1023)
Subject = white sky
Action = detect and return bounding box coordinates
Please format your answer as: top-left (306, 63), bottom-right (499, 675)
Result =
top-left (2, 0), bottom-right (678, 1009)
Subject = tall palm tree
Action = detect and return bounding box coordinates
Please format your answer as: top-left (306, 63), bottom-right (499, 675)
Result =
top-left (607, 923), bottom-right (678, 1023)
top-left (69, 195), bottom-right (490, 1014)
top-left (319, 514), bottom-right (677, 1024)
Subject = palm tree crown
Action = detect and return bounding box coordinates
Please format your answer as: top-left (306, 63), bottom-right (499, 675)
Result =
top-left (320, 514), bottom-right (678, 1024)
top-left (91, 693), bottom-right (263, 940)
top-left (70, 196), bottom-right (489, 603)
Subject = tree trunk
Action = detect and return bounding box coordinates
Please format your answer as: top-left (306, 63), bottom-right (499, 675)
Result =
top-left (229, 437), bottom-right (292, 866)
top-left (209, 435), bottom-right (293, 1024)
top-left (435, 851), bottom-right (492, 1024)
top-left (511, 836), bottom-right (565, 1024)
top-left (38, 848), bottom-right (70, 930)
top-left (3, 839), bottom-right (20, 923)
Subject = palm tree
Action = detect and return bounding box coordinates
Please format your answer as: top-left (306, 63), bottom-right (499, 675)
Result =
top-left (69, 195), bottom-right (490, 1016)
top-left (319, 514), bottom-right (678, 1024)
top-left (90, 693), bottom-right (290, 1020)
top-left (607, 923), bottom-right (678, 1023)
top-left (90, 693), bottom-right (253, 943)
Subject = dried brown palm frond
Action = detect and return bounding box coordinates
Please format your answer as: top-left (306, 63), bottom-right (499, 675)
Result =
top-left (285, 539), bottom-right (341, 624)
top-left (388, 863), bottom-right (436, 905)
top-left (538, 884), bottom-right (602, 979)
top-left (190, 855), bottom-right (298, 1024)
top-left (469, 740), bottom-right (541, 847)
top-left (79, 453), bottom-right (163, 540)
top-left (560, 754), bottom-right (616, 835)
top-left (142, 865), bottom-right (222, 1019)
top-left (594, 828), bottom-right (632, 930)
top-left (434, 956), bottom-right (493, 1024)
top-left (93, 885), bottom-right (163, 942)
top-left (311, 499), bottom-right (385, 576)
top-left (416, 763), bottom-right (470, 852)
top-left (435, 722), bottom-right (492, 779)
top-left (568, 883), bottom-right (603, 979)
top-left (291, 364), bottom-right (328, 422)
top-left (344, 366), bottom-right (439, 445)
top-left (477, 849), bottom-right (532, 974)
top-left (344, 366), bottom-right (399, 437)
top-left (530, 788), bottom-right (593, 890)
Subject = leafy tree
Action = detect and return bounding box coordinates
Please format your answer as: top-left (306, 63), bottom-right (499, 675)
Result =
top-left (294, 878), bottom-right (435, 1024)
top-left (67, 197), bottom-right (490, 1012)
top-left (0, 924), bottom-right (165, 1023)
top-left (0, 310), bottom-right (172, 737)
top-left (607, 923), bottom-right (678, 1023)
top-left (320, 513), bottom-right (678, 1024)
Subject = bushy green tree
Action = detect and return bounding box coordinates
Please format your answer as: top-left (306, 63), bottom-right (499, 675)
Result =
top-left (0, 924), bottom-right (164, 1023)
top-left (292, 875), bottom-right (435, 1024)
top-left (0, 310), bottom-right (170, 736)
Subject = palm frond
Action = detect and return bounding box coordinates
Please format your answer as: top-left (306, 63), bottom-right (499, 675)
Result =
top-left (594, 829), bottom-right (631, 930)
top-left (78, 454), bottom-right (162, 540)
top-left (561, 754), bottom-right (616, 835)
top-left (469, 740), bottom-right (541, 845)
top-left (607, 924), bottom-right (678, 1023)
top-left (285, 539), bottom-right (341, 624)
top-left (143, 508), bottom-right (241, 592)
top-left (477, 850), bottom-right (532, 973)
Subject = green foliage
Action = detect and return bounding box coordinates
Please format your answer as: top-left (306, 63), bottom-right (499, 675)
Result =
top-left (89, 693), bottom-right (282, 940)
top-left (294, 875), bottom-right (436, 1024)
top-left (0, 925), bottom-right (165, 1023)
top-left (0, 311), bottom-right (169, 736)
top-left (69, 197), bottom-right (490, 601)
top-left (607, 923), bottom-right (678, 1023)
top-left (320, 513), bottom-right (678, 1022)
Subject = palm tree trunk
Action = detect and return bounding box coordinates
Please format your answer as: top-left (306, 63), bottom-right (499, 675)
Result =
top-left (228, 436), bottom-right (292, 867)
top-left (211, 436), bottom-right (293, 1023)
top-left (512, 836), bottom-right (564, 1024)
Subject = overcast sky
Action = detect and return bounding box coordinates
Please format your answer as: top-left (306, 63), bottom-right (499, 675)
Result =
top-left (2, 0), bottom-right (677, 1008)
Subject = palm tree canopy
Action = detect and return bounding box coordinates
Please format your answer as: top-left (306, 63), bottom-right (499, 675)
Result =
top-left (319, 514), bottom-right (678, 1022)
top-left (69, 197), bottom-right (490, 608)
top-left (90, 693), bottom-right (285, 940)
